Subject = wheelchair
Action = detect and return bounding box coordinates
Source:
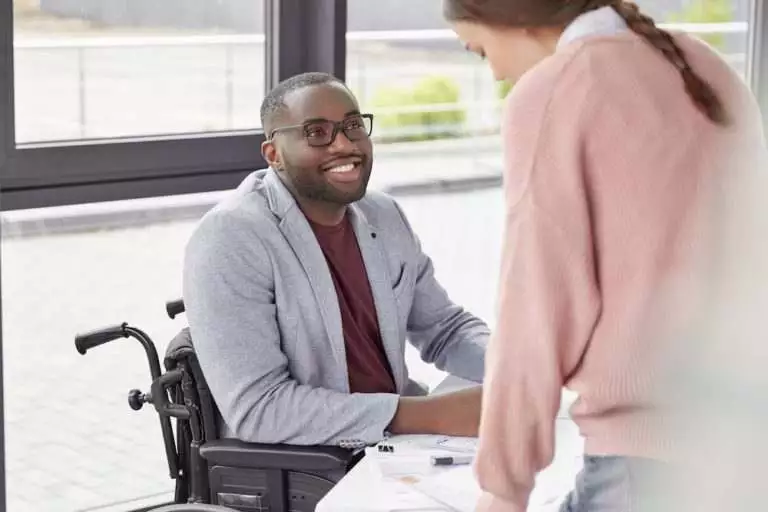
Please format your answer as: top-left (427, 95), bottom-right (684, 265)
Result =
top-left (74, 299), bottom-right (363, 512)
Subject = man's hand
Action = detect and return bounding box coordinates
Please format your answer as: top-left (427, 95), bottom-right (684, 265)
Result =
top-left (388, 385), bottom-right (483, 437)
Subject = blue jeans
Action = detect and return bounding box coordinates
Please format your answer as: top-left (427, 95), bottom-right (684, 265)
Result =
top-left (559, 456), bottom-right (671, 512)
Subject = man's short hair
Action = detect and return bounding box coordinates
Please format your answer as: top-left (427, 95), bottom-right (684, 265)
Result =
top-left (260, 72), bottom-right (348, 135)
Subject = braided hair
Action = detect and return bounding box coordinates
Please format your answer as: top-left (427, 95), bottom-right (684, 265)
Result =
top-left (443, 0), bottom-right (729, 125)
top-left (611, 1), bottom-right (728, 124)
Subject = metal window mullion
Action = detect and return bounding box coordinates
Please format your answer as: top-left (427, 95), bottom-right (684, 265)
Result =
top-left (748, 0), bottom-right (768, 130)
top-left (0, 0), bottom-right (11, 506)
top-left (1, 0), bottom-right (14, 172)
top-left (267, 0), bottom-right (347, 90)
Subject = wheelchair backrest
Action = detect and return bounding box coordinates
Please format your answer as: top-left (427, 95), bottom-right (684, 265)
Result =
top-left (164, 327), bottom-right (222, 442)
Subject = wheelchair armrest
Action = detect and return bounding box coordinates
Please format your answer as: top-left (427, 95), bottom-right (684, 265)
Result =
top-left (199, 439), bottom-right (362, 472)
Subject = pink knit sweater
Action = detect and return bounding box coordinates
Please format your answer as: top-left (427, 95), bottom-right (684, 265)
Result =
top-left (475, 31), bottom-right (765, 512)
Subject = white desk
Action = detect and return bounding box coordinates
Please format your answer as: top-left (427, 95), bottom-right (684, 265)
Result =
top-left (317, 376), bottom-right (584, 512)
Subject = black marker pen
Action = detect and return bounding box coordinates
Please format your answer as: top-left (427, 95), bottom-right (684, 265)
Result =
top-left (430, 454), bottom-right (474, 466)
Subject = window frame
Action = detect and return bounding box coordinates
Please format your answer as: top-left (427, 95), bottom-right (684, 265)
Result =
top-left (0, 0), bottom-right (12, 505)
top-left (0, 0), bottom-right (347, 211)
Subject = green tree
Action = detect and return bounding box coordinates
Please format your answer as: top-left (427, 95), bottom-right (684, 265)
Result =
top-left (668, 0), bottom-right (734, 50)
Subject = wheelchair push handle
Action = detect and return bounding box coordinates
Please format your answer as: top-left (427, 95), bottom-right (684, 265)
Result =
top-left (75, 323), bottom-right (163, 381)
top-left (74, 319), bottom-right (181, 483)
top-left (75, 323), bottom-right (128, 354)
top-left (166, 299), bottom-right (185, 319)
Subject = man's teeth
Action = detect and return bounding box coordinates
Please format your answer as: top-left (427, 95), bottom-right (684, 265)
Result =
top-left (328, 163), bottom-right (356, 173)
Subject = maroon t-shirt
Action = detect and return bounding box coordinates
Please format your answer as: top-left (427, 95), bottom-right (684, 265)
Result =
top-left (309, 214), bottom-right (397, 394)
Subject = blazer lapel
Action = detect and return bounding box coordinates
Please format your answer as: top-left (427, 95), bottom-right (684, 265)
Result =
top-left (264, 170), bottom-right (348, 386)
top-left (348, 206), bottom-right (407, 391)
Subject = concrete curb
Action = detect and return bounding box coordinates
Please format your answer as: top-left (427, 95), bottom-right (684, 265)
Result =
top-left (1, 136), bottom-right (504, 239)
top-left (2, 172), bottom-right (503, 239)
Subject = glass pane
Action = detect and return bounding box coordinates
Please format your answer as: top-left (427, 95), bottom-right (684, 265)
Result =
top-left (2, 199), bottom-right (210, 511)
top-left (347, 0), bottom-right (752, 195)
top-left (345, 0), bottom-right (503, 386)
top-left (12, 0), bottom-right (266, 143)
top-left (345, 0), bottom-right (749, 412)
top-left (346, 0), bottom-right (503, 195)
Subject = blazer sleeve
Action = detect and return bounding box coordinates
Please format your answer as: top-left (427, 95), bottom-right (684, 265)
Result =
top-left (183, 209), bottom-right (399, 446)
top-left (391, 200), bottom-right (490, 383)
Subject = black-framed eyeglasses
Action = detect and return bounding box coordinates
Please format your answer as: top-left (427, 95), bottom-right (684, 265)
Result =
top-left (268, 113), bottom-right (374, 147)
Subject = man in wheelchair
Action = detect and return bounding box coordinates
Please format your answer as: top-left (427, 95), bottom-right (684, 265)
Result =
top-left (182, 72), bottom-right (489, 450)
top-left (75, 72), bottom-right (490, 512)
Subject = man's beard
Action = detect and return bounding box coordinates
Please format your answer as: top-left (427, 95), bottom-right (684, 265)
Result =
top-left (284, 161), bottom-right (372, 206)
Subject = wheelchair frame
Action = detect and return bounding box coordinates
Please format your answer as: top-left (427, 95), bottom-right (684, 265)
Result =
top-left (75, 299), bottom-right (362, 511)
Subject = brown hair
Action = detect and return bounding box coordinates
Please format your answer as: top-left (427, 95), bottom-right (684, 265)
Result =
top-left (444, 0), bottom-right (729, 125)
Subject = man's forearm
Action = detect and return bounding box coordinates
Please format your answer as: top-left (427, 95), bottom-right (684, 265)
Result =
top-left (388, 385), bottom-right (483, 438)
top-left (388, 396), bottom-right (438, 435)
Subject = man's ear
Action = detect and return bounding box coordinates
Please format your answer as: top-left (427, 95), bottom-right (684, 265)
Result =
top-left (261, 140), bottom-right (283, 170)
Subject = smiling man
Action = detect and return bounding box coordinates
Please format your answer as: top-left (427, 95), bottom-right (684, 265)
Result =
top-left (182, 72), bottom-right (489, 447)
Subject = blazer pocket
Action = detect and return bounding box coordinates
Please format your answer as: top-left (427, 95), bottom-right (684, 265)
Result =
top-left (391, 263), bottom-right (413, 301)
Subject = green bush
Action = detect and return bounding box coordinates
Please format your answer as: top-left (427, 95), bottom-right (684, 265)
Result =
top-left (370, 75), bottom-right (465, 142)
top-left (667, 0), bottom-right (733, 50)
top-left (497, 80), bottom-right (514, 99)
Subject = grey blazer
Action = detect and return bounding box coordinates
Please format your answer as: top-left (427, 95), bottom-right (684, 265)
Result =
top-left (183, 168), bottom-right (489, 447)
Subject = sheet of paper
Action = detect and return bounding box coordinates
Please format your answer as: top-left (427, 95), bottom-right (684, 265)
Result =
top-left (404, 465), bottom-right (571, 512)
top-left (319, 454), bottom-right (449, 512)
top-left (396, 452), bottom-right (582, 512)
top-left (377, 434), bottom-right (478, 455)
top-left (368, 435), bottom-right (478, 481)
top-left (405, 465), bottom-right (481, 512)
top-left (369, 479), bottom-right (448, 511)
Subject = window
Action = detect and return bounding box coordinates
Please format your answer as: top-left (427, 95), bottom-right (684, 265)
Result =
top-left (13, 0), bottom-right (266, 143)
top-left (347, 0), bottom-right (762, 197)
top-left (2, 1), bottom-right (278, 211)
top-left (0, 1), bottom-right (346, 511)
top-left (345, 0), bottom-right (766, 439)
top-left (346, 0), bottom-right (503, 197)
top-left (2, 213), bottom-right (200, 512)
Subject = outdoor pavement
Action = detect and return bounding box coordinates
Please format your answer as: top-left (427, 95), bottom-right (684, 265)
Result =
top-left (1, 150), bottom-right (509, 512)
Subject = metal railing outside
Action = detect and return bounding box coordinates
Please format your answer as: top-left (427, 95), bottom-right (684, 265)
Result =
top-left (12, 23), bottom-right (750, 143)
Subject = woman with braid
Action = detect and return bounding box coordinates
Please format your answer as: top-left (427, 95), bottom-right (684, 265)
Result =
top-left (443, 1), bottom-right (767, 511)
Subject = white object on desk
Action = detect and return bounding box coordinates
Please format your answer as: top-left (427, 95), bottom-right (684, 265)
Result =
top-left (317, 375), bottom-right (585, 512)
top-left (318, 420), bottom-right (584, 512)
top-left (404, 465), bottom-right (481, 512)
top-left (377, 434), bottom-right (477, 455)
top-left (367, 434), bottom-right (476, 482)
top-left (317, 454), bottom-right (448, 511)
top-left (405, 461), bottom-right (580, 512)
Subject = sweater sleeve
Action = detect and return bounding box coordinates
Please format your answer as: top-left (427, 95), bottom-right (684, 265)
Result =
top-left (474, 58), bottom-right (602, 512)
